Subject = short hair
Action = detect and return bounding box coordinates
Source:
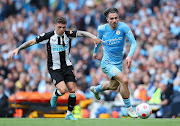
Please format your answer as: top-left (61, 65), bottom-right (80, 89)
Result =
top-left (55, 17), bottom-right (67, 24)
top-left (103, 7), bottom-right (118, 17)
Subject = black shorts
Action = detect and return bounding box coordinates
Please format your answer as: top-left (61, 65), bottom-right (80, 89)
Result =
top-left (48, 66), bottom-right (76, 85)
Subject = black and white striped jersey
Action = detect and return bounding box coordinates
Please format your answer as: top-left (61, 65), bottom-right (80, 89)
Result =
top-left (35, 30), bottom-right (77, 70)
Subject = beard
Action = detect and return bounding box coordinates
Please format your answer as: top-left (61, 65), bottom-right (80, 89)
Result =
top-left (112, 23), bottom-right (117, 28)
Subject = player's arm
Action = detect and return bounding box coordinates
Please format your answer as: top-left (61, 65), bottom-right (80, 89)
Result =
top-left (124, 24), bottom-right (137, 68)
top-left (93, 26), bottom-right (102, 60)
top-left (125, 31), bottom-right (137, 58)
top-left (76, 31), bottom-right (101, 46)
top-left (77, 31), bottom-right (96, 39)
top-left (8, 32), bottom-right (50, 59)
top-left (18, 39), bottom-right (36, 51)
top-left (93, 42), bottom-right (101, 60)
top-left (8, 39), bottom-right (36, 59)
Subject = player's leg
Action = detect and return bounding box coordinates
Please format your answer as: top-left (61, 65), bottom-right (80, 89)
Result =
top-left (102, 79), bottom-right (120, 90)
top-left (90, 79), bottom-right (119, 100)
top-left (113, 72), bottom-right (138, 118)
top-left (90, 65), bottom-right (120, 100)
top-left (50, 81), bottom-right (66, 107)
top-left (90, 82), bottom-right (106, 100)
top-left (113, 72), bottom-right (130, 98)
top-left (65, 82), bottom-right (77, 120)
top-left (64, 66), bottom-right (77, 120)
top-left (49, 69), bottom-right (66, 107)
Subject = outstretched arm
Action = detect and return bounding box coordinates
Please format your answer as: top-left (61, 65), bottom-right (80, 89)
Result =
top-left (8, 38), bottom-right (36, 59)
top-left (17, 38), bottom-right (36, 51)
top-left (77, 31), bottom-right (96, 39)
top-left (77, 31), bottom-right (101, 46)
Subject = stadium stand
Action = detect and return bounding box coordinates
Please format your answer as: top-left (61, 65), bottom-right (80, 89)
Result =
top-left (0, 0), bottom-right (180, 118)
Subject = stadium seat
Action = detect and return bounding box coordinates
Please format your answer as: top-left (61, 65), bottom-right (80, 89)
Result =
top-left (99, 113), bottom-right (110, 118)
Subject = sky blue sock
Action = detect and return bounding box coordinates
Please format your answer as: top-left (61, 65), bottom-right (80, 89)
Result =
top-left (94, 85), bottom-right (104, 93)
top-left (123, 98), bottom-right (131, 108)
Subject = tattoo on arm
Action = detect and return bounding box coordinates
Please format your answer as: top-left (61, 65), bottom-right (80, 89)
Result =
top-left (17, 39), bottom-right (36, 51)
top-left (77, 31), bottom-right (96, 39)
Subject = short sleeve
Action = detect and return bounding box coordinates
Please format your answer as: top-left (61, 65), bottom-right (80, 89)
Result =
top-left (36, 31), bottom-right (54, 44)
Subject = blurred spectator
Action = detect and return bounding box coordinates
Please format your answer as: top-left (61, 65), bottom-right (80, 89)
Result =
top-left (15, 72), bottom-right (27, 92)
top-left (173, 69), bottom-right (180, 92)
top-left (0, 58), bottom-right (9, 79)
top-left (156, 80), bottom-right (173, 118)
top-left (0, 85), bottom-right (9, 117)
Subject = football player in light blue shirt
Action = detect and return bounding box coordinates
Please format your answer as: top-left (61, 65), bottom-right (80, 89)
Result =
top-left (90, 7), bottom-right (138, 118)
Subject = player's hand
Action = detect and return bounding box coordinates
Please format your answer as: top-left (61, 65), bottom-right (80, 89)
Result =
top-left (126, 56), bottom-right (132, 69)
top-left (93, 37), bottom-right (101, 47)
top-left (93, 53), bottom-right (101, 60)
top-left (8, 48), bottom-right (19, 59)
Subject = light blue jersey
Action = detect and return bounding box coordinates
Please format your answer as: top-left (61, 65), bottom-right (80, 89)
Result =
top-left (94, 22), bottom-right (137, 78)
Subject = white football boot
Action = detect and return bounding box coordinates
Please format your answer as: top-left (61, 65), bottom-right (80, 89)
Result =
top-left (90, 86), bottom-right (101, 100)
top-left (126, 106), bottom-right (138, 118)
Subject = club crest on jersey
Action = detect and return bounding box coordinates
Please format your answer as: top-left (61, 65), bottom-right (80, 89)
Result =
top-left (116, 30), bottom-right (120, 35)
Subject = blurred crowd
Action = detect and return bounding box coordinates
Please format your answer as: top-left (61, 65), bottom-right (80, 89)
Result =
top-left (0, 0), bottom-right (180, 118)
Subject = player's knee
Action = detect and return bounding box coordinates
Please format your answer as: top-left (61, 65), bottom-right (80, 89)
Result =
top-left (68, 86), bottom-right (76, 93)
top-left (59, 88), bottom-right (66, 94)
top-left (122, 78), bottom-right (128, 85)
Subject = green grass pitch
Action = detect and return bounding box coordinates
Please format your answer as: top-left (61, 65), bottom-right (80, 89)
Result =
top-left (0, 118), bottom-right (179, 126)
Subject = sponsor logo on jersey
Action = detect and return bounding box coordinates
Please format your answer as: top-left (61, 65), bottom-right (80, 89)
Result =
top-left (52, 44), bottom-right (69, 52)
top-left (102, 37), bottom-right (123, 45)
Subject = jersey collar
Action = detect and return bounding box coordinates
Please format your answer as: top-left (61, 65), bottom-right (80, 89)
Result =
top-left (54, 31), bottom-right (64, 37)
top-left (107, 22), bottom-right (119, 31)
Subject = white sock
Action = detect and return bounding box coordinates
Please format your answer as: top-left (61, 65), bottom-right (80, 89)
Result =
top-left (66, 110), bottom-right (72, 115)
top-left (56, 89), bottom-right (62, 96)
top-left (53, 88), bottom-right (62, 96)
top-left (53, 89), bottom-right (57, 96)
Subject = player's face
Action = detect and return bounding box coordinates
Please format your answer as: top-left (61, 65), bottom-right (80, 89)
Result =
top-left (107, 13), bottom-right (119, 29)
top-left (55, 23), bottom-right (66, 35)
